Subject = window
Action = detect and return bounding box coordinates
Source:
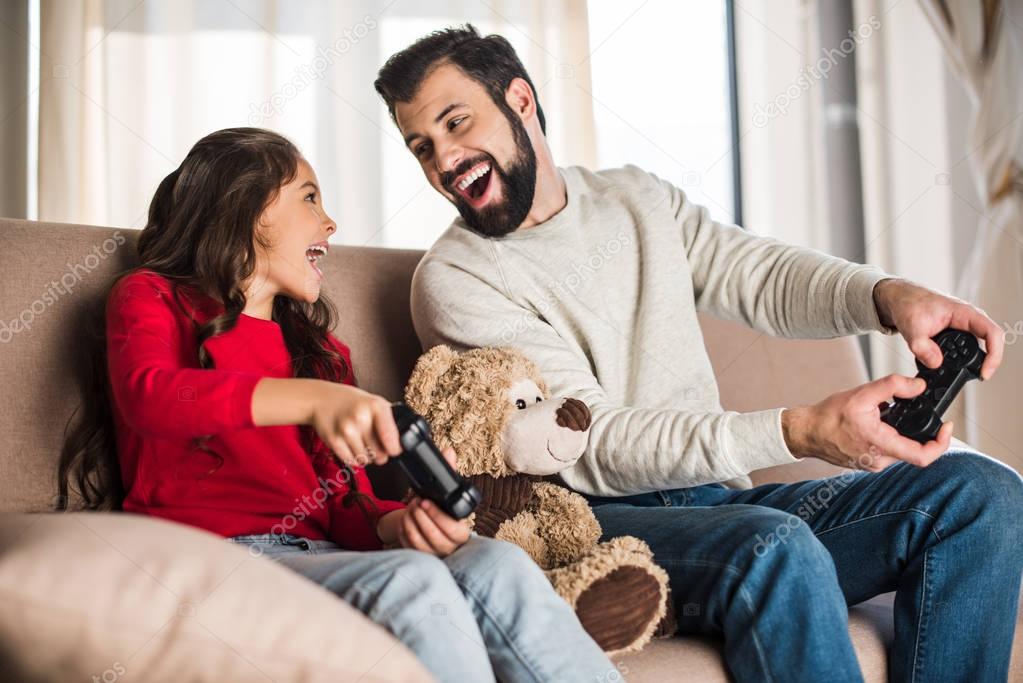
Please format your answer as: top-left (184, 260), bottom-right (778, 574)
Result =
top-left (26, 0), bottom-right (740, 246)
top-left (586, 1), bottom-right (737, 224)
top-left (377, 0), bottom-right (739, 248)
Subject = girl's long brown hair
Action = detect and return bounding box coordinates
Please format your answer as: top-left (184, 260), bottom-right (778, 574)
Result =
top-left (57, 127), bottom-right (352, 512)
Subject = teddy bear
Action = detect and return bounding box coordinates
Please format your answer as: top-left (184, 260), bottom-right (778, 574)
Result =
top-left (404, 344), bottom-right (675, 655)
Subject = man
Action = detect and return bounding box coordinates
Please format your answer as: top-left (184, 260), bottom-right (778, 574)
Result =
top-left (375, 25), bottom-right (1023, 682)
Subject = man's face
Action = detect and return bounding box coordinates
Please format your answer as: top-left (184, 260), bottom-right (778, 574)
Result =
top-left (395, 63), bottom-right (536, 238)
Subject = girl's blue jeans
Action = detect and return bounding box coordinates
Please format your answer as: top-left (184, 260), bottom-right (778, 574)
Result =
top-left (228, 532), bottom-right (617, 683)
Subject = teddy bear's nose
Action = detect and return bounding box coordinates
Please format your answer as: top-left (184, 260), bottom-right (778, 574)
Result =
top-left (555, 397), bottom-right (592, 432)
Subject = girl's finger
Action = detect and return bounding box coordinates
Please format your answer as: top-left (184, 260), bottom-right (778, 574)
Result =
top-left (340, 422), bottom-right (370, 468)
top-left (330, 435), bottom-right (358, 468)
top-left (401, 507), bottom-right (431, 553)
top-left (396, 510), bottom-right (408, 547)
top-left (373, 402), bottom-right (403, 456)
top-left (440, 446), bottom-right (457, 468)
top-left (411, 503), bottom-right (455, 555)
top-left (397, 506), bottom-right (416, 549)
top-left (362, 428), bottom-right (390, 467)
top-left (420, 499), bottom-right (470, 544)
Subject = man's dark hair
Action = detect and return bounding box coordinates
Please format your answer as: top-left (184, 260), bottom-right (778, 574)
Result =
top-left (374, 24), bottom-right (546, 134)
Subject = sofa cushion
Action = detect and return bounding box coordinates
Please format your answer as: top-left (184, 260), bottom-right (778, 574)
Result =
top-left (0, 512), bottom-right (433, 683)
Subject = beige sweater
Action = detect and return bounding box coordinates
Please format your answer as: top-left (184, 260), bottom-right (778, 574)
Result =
top-left (410, 165), bottom-right (890, 496)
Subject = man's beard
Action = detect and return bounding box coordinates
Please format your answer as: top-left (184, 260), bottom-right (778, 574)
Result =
top-left (444, 111), bottom-right (537, 239)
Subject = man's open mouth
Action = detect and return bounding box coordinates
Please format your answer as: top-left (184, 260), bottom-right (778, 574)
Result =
top-left (305, 242), bottom-right (328, 279)
top-left (452, 162), bottom-right (494, 207)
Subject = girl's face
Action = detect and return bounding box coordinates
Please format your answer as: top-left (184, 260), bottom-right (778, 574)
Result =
top-left (248, 159), bottom-right (336, 311)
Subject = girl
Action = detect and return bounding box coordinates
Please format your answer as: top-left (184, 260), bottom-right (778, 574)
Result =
top-left (57, 128), bottom-right (615, 682)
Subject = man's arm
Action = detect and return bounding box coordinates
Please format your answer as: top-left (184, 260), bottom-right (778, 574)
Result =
top-left (651, 169), bottom-right (890, 339)
top-left (668, 171), bottom-right (1003, 468)
top-left (777, 276), bottom-right (1004, 473)
top-left (411, 259), bottom-right (800, 496)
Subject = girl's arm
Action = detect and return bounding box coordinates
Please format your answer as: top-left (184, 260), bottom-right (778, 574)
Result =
top-left (251, 378), bottom-right (400, 466)
top-left (309, 449), bottom-right (406, 550)
top-left (107, 273), bottom-right (265, 439)
top-left (108, 272), bottom-right (401, 463)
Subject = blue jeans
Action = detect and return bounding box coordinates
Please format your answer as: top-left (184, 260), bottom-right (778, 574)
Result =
top-left (583, 449), bottom-right (1023, 683)
top-left (228, 533), bottom-right (617, 683)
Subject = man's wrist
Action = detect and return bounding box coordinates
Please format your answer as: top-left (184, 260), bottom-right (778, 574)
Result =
top-left (781, 406), bottom-right (815, 459)
top-left (872, 277), bottom-right (901, 333)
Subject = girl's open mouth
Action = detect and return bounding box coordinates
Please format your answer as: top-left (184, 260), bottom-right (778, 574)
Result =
top-left (305, 243), bottom-right (327, 279)
top-left (454, 163), bottom-right (495, 209)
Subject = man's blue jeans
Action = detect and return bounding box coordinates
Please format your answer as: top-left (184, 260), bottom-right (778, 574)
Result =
top-left (227, 533), bottom-right (617, 683)
top-left (583, 449), bottom-right (1023, 682)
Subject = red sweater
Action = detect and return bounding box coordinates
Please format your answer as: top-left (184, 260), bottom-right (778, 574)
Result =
top-left (106, 269), bottom-right (404, 550)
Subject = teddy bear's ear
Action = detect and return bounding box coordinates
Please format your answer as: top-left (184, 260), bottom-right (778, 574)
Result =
top-left (498, 345), bottom-right (550, 398)
top-left (404, 344), bottom-right (459, 414)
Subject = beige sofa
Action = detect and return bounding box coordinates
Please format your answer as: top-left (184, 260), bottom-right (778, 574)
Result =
top-left (0, 217), bottom-right (1019, 682)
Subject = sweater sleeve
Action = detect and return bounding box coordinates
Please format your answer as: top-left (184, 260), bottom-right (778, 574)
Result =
top-left (106, 272), bottom-right (263, 440)
top-left (315, 334), bottom-right (406, 550)
top-left (644, 168), bottom-right (891, 338)
top-left (311, 450), bottom-right (405, 550)
top-left (411, 258), bottom-right (800, 496)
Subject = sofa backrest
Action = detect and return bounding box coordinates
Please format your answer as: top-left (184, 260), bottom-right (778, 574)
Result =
top-left (0, 218), bottom-right (869, 512)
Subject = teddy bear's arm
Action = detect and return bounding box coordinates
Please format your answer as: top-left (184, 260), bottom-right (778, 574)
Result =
top-left (494, 511), bottom-right (551, 568)
top-left (529, 482), bottom-right (603, 566)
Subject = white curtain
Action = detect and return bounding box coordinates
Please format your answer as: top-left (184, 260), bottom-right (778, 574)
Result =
top-left (919, 0), bottom-right (1023, 473)
top-left (734, 0), bottom-right (831, 251)
top-left (36, 0), bottom-right (597, 249)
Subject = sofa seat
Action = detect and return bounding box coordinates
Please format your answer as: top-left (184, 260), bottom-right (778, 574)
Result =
top-left (620, 595), bottom-right (894, 682)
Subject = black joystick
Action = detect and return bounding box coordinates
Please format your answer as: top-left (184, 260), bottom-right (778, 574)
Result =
top-left (390, 403), bottom-right (481, 520)
top-left (879, 328), bottom-right (986, 443)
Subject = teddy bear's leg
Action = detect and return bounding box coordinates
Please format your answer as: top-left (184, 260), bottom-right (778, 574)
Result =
top-left (652, 587), bottom-right (678, 639)
top-left (545, 536), bottom-right (671, 656)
